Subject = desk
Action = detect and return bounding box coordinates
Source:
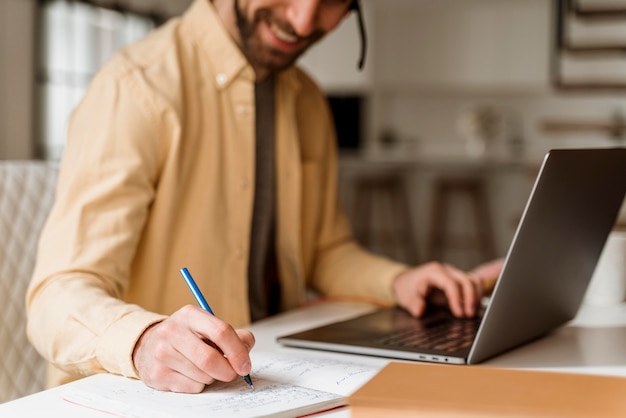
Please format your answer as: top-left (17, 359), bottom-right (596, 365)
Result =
top-left (3, 301), bottom-right (626, 416)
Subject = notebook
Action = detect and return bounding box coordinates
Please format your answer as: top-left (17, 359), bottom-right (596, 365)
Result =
top-left (61, 352), bottom-right (380, 418)
top-left (348, 362), bottom-right (626, 417)
top-left (278, 148), bottom-right (626, 365)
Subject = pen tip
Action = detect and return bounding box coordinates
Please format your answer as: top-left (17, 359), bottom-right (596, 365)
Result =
top-left (242, 375), bottom-right (254, 390)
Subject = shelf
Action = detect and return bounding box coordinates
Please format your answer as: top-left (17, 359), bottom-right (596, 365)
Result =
top-left (541, 119), bottom-right (626, 137)
top-left (574, 8), bottom-right (626, 20)
top-left (563, 44), bottom-right (626, 54)
top-left (370, 82), bottom-right (550, 98)
top-left (554, 81), bottom-right (626, 90)
top-left (553, 0), bottom-right (626, 90)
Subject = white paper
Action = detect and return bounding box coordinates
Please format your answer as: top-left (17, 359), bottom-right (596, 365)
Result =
top-left (249, 351), bottom-right (379, 396)
top-left (62, 352), bottom-right (379, 418)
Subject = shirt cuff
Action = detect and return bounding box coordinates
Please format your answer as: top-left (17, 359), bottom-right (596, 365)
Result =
top-left (96, 308), bottom-right (167, 379)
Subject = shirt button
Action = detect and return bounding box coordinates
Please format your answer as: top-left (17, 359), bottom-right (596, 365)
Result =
top-left (236, 105), bottom-right (248, 115)
top-left (235, 248), bottom-right (244, 259)
top-left (241, 178), bottom-right (250, 189)
top-left (216, 73), bottom-right (228, 86)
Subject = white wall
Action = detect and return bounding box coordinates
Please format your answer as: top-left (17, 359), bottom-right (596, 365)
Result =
top-left (299, 4), bottom-right (373, 93)
top-left (0, 0), bottom-right (36, 159)
top-left (303, 0), bottom-right (626, 162)
top-left (369, 0), bottom-right (626, 161)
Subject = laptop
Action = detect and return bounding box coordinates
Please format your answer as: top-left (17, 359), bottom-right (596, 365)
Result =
top-left (278, 148), bottom-right (626, 365)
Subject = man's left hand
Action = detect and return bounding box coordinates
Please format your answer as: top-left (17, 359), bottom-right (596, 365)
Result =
top-left (392, 261), bottom-right (484, 318)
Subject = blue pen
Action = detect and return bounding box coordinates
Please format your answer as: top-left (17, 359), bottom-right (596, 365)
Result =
top-left (179, 267), bottom-right (254, 390)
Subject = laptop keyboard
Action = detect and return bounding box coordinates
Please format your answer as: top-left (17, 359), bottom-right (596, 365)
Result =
top-left (377, 310), bottom-right (482, 352)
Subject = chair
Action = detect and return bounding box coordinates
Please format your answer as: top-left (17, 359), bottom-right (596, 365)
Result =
top-left (0, 161), bottom-right (58, 403)
top-left (351, 169), bottom-right (418, 264)
top-left (427, 176), bottom-right (495, 267)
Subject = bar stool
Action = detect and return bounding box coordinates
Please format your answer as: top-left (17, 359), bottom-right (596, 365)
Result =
top-left (427, 176), bottom-right (495, 266)
top-left (351, 170), bottom-right (418, 264)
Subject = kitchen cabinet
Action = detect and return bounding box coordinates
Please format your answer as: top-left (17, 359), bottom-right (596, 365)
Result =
top-left (372, 0), bottom-right (551, 93)
top-left (301, 0), bottom-right (551, 94)
top-left (299, 0), bottom-right (555, 156)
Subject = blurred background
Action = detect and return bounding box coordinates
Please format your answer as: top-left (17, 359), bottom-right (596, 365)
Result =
top-left (1, 0), bottom-right (625, 269)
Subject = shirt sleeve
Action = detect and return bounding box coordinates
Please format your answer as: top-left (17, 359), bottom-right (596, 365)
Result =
top-left (306, 93), bottom-right (408, 304)
top-left (26, 59), bottom-right (169, 380)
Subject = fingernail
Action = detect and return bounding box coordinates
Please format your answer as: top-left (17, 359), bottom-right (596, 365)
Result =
top-left (242, 359), bottom-right (251, 373)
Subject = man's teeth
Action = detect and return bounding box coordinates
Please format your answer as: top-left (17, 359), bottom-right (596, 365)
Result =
top-left (271, 22), bottom-right (298, 43)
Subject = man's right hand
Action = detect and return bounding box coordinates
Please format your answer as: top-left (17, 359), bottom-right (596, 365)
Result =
top-left (132, 305), bottom-right (255, 393)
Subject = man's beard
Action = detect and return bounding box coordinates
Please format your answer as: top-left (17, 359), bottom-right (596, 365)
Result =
top-left (234, 0), bottom-right (322, 74)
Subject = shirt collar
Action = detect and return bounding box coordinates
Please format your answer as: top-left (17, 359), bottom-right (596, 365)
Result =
top-left (182, 0), bottom-right (302, 93)
top-left (182, 0), bottom-right (254, 90)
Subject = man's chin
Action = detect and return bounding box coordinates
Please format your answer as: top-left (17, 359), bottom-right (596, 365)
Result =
top-left (255, 55), bottom-right (300, 74)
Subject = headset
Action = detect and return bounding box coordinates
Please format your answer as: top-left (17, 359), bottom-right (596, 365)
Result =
top-left (350, 0), bottom-right (367, 70)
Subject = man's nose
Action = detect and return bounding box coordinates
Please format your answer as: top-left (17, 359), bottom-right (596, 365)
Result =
top-left (285, 0), bottom-right (319, 37)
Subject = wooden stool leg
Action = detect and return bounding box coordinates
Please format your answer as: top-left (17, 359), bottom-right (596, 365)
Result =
top-left (427, 178), bottom-right (495, 266)
top-left (472, 182), bottom-right (495, 261)
top-left (354, 182), bottom-right (372, 247)
top-left (351, 173), bottom-right (418, 264)
top-left (392, 178), bottom-right (419, 264)
top-left (428, 181), bottom-right (448, 261)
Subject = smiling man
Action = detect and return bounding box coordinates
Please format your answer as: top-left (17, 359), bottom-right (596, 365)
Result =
top-left (27, 0), bottom-right (496, 394)
top-left (219, 0), bottom-right (356, 80)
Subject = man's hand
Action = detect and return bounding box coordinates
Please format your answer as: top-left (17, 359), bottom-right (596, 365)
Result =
top-left (133, 305), bottom-right (255, 393)
top-left (392, 262), bottom-right (484, 318)
top-left (470, 258), bottom-right (504, 295)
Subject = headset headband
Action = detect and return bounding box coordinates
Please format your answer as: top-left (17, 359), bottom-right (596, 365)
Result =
top-left (350, 0), bottom-right (367, 70)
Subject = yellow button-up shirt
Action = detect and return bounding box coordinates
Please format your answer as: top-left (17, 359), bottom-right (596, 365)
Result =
top-left (26, 0), bottom-right (407, 387)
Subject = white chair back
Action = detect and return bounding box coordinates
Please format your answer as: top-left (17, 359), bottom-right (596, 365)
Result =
top-left (0, 161), bottom-right (58, 403)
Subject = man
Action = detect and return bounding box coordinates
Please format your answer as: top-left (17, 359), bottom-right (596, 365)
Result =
top-left (27, 0), bottom-right (498, 394)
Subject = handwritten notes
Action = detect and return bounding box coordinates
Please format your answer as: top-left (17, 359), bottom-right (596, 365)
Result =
top-left (62, 352), bottom-right (380, 418)
top-left (63, 377), bottom-right (343, 418)
top-left (250, 351), bottom-right (379, 395)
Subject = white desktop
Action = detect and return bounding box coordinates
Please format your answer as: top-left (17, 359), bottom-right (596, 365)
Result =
top-left (2, 300), bottom-right (626, 417)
